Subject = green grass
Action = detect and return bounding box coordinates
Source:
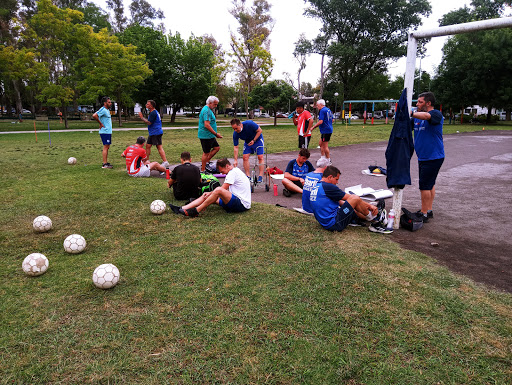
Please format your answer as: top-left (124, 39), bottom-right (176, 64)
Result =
top-left (1, 129), bottom-right (511, 384)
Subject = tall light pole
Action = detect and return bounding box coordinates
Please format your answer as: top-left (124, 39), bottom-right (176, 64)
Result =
top-left (334, 92), bottom-right (339, 123)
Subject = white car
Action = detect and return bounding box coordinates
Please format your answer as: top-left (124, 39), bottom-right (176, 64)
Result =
top-left (22, 109), bottom-right (32, 114)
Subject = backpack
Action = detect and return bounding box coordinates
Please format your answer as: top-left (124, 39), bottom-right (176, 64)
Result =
top-left (400, 207), bottom-right (424, 232)
top-left (200, 173), bottom-right (220, 194)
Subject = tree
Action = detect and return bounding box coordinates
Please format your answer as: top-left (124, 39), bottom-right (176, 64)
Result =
top-left (291, 34), bottom-right (312, 99)
top-left (106, 0), bottom-right (126, 32)
top-left (229, 0), bottom-right (274, 117)
top-left (78, 2), bottom-right (112, 32)
top-left (128, 0), bottom-right (164, 28)
top-left (433, 0), bottom-right (512, 121)
top-left (249, 80), bottom-right (295, 126)
top-left (305, 0), bottom-right (431, 102)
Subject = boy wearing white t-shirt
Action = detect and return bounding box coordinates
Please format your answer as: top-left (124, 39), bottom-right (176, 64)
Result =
top-left (170, 158), bottom-right (251, 217)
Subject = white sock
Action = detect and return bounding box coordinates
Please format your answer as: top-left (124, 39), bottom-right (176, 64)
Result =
top-left (366, 212), bottom-right (376, 221)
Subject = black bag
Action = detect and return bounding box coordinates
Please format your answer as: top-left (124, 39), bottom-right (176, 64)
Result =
top-left (200, 173), bottom-right (220, 194)
top-left (400, 208), bottom-right (423, 231)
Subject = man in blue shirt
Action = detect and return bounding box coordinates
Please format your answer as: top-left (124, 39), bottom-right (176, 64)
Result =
top-left (138, 100), bottom-right (168, 168)
top-left (231, 118), bottom-right (264, 182)
top-left (92, 96), bottom-right (113, 169)
top-left (198, 96), bottom-right (222, 172)
top-left (411, 91), bottom-right (445, 222)
top-left (310, 166), bottom-right (389, 233)
top-left (282, 148), bottom-right (315, 197)
top-left (302, 157), bottom-right (330, 213)
top-left (309, 99), bottom-right (334, 164)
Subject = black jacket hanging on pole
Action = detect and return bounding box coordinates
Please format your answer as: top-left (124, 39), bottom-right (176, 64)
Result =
top-left (385, 88), bottom-right (414, 189)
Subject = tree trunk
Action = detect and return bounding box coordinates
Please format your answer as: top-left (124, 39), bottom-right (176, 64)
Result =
top-left (62, 104), bottom-right (69, 129)
top-left (11, 79), bottom-right (23, 115)
top-left (117, 93), bottom-right (122, 127)
top-left (273, 108), bottom-right (277, 126)
top-left (319, 53), bottom-right (325, 99)
top-left (486, 106), bottom-right (492, 124)
top-left (506, 108), bottom-right (511, 121)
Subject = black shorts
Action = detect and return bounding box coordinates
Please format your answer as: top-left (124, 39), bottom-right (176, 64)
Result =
top-left (320, 133), bottom-right (332, 142)
top-left (200, 138), bottom-right (220, 154)
top-left (418, 158), bottom-right (444, 190)
top-left (298, 136), bottom-right (310, 149)
top-left (327, 201), bottom-right (355, 232)
top-left (147, 134), bottom-right (163, 145)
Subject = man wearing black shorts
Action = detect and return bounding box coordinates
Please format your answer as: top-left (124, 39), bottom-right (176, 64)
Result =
top-left (309, 99), bottom-right (334, 164)
top-left (198, 96), bottom-right (222, 172)
top-left (138, 100), bottom-right (168, 168)
top-left (411, 91), bottom-right (445, 222)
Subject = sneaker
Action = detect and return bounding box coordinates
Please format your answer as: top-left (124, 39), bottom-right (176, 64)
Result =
top-left (257, 176), bottom-right (263, 184)
top-left (415, 210), bottom-right (429, 223)
top-left (375, 199), bottom-right (387, 222)
top-left (169, 204), bottom-right (181, 214)
top-left (161, 161), bottom-right (169, 168)
top-left (102, 163), bottom-right (113, 169)
top-left (283, 188), bottom-right (292, 197)
top-left (349, 217), bottom-right (367, 227)
top-left (369, 221), bottom-right (393, 234)
top-left (178, 207), bottom-right (199, 217)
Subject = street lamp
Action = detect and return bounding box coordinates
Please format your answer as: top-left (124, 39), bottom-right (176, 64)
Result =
top-left (334, 92), bottom-right (339, 123)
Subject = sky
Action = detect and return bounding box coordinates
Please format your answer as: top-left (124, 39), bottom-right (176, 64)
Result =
top-left (102, 0), bottom-right (486, 86)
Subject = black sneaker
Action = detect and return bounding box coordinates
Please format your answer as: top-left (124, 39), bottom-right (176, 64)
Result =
top-left (102, 163), bottom-right (113, 169)
top-left (369, 221), bottom-right (393, 234)
top-left (283, 188), bottom-right (292, 197)
top-left (349, 217), bottom-right (367, 227)
top-left (415, 210), bottom-right (429, 223)
top-left (169, 204), bottom-right (181, 214)
top-left (178, 207), bottom-right (199, 217)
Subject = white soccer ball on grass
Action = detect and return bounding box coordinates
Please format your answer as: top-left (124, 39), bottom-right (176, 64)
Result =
top-left (150, 200), bottom-right (166, 215)
top-left (33, 215), bottom-right (52, 233)
top-left (63, 234), bottom-right (86, 254)
top-left (22, 253), bottom-right (49, 276)
top-left (68, 157), bottom-right (77, 165)
top-left (92, 263), bottom-right (120, 289)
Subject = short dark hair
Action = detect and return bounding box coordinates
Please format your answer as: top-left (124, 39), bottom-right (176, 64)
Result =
top-left (323, 165), bottom-right (341, 178)
top-left (296, 101), bottom-right (305, 108)
top-left (230, 118), bottom-right (241, 125)
top-left (101, 96), bottom-right (110, 105)
top-left (216, 158), bottom-right (231, 169)
top-left (136, 136), bottom-right (146, 145)
top-left (418, 92), bottom-right (435, 106)
top-left (180, 151), bottom-right (191, 161)
top-left (147, 100), bottom-right (156, 108)
top-left (298, 148), bottom-right (310, 159)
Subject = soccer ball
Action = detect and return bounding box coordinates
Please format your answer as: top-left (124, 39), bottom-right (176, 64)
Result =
top-left (33, 215), bottom-right (52, 233)
top-left (150, 200), bottom-right (166, 215)
top-left (63, 234), bottom-right (86, 254)
top-left (68, 157), bottom-right (77, 165)
top-left (22, 253), bottom-right (49, 276)
top-left (92, 263), bottom-right (120, 289)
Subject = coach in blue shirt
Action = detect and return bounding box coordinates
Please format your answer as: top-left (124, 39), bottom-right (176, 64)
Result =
top-left (231, 118), bottom-right (265, 182)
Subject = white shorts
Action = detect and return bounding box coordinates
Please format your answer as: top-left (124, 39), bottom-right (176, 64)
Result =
top-left (131, 165), bottom-right (151, 177)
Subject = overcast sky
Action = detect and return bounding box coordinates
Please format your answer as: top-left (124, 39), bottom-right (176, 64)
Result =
top-left (102, 0), bottom-right (501, 86)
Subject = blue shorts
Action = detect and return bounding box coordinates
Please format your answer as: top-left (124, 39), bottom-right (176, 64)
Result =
top-left (327, 201), bottom-right (355, 232)
top-left (243, 138), bottom-right (264, 155)
top-left (418, 158), bottom-right (444, 190)
top-left (100, 134), bottom-right (112, 145)
top-left (219, 194), bottom-right (249, 213)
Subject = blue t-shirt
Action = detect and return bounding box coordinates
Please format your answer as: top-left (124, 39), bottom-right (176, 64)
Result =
top-left (318, 106), bottom-right (333, 134)
top-left (232, 120), bottom-right (263, 146)
top-left (198, 105), bottom-right (217, 139)
top-left (302, 171), bottom-right (323, 213)
top-left (413, 109), bottom-right (444, 161)
top-left (147, 109), bottom-right (163, 136)
top-left (285, 159), bottom-right (314, 178)
top-left (96, 106), bottom-right (112, 134)
top-left (310, 182), bottom-right (346, 229)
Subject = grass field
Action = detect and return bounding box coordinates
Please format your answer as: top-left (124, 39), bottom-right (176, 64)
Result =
top-left (1, 125), bottom-right (511, 384)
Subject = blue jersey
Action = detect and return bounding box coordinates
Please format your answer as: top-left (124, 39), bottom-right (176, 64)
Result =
top-left (310, 182), bottom-right (347, 229)
top-left (232, 120), bottom-right (262, 145)
top-left (413, 109), bottom-right (444, 161)
top-left (198, 105), bottom-right (217, 139)
top-left (147, 109), bottom-right (163, 136)
top-left (96, 106), bottom-right (112, 134)
top-left (285, 159), bottom-right (314, 178)
top-left (302, 171), bottom-right (323, 213)
top-left (318, 106), bottom-right (333, 134)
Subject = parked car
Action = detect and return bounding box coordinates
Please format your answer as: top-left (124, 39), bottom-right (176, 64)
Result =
top-left (22, 109), bottom-right (32, 114)
top-left (275, 113), bottom-right (288, 118)
top-left (350, 115), bottom-right (359, 120)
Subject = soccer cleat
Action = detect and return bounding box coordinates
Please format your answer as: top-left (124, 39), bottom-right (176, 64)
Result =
top-left (375, 199), bottom-right (387, 222)
top-left (178, 207), bottom-right (199, 217)
top-left (257, 176), bottom-right (263, 183)
top-left (369, 221), bottom-right (393, 234)
top-left (283, 188), bottom-right (292, 197)
top-left (102, 163), bottom-right (113, 169)
top-left (169, 204), bottom-right (181, 214)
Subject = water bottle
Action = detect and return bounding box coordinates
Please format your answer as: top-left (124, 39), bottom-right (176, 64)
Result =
top-left (387, 209), bottom-right (395, 230)
top-left (165, 166), bottom-right (170, 180)
top-left (273, 184), bottom-right (278, 196)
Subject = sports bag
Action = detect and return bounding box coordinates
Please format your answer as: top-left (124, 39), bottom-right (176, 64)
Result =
top-left (400, 207), bottom-right (423, 232)
top-left (200, 173), bottom-right (220, 194)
